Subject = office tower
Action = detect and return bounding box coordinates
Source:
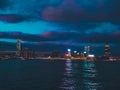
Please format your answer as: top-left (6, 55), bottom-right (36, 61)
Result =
top-left (16, 39), bottom-right (21, 57)
top-left (67, 49), bottom-right (71, 57)
top-left (105, 43), bottom-right (111, 57)
top-left (84, 46), bottom-right (90, 56)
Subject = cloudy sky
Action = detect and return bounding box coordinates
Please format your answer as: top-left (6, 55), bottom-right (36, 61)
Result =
top-left (0, 0), bottom-right (120, 55)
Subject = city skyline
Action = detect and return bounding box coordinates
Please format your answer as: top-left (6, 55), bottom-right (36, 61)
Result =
top-left (0, 0), bottom-right (120, 55)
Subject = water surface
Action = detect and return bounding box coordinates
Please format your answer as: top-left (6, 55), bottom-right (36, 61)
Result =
top-left (0, 60), bottom-right (120, 90)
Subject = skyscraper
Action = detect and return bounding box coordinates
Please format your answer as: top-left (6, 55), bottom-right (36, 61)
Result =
top-left (67, 49), bottom-right (71, 57)
top-left (16, 39), bottom-right (21, 57)
top-left (84, 46), bottom-right (90, 56)
top-left (105, 43), bottom-right (111, 57)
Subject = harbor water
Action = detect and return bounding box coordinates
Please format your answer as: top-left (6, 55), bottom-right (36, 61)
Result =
top-left (0, 60), bottom-right (120, 90)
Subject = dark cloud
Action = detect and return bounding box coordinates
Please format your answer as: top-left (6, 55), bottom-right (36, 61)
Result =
top-left (0, 31), bottom-right (120, 44)
top-left (0, 32), bottom-right (46, 41)
top-left (0, 14), bottom-right (31, 23)
top-left (41, 0), bottom-right (120, 23)
top-left (82, 32), bottom-right (120, 43)
top-left (40, 31), bottom-right (81, 40)
top-left (52, 22), bottom-right (100, 32)
top-left (0, 31), bottom-right (80, 42)
top-left (42, 8), bottom-right (120, 23)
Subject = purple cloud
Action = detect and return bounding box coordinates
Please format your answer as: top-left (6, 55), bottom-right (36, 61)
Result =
top-left (0, 14), bottom-right (30, 23)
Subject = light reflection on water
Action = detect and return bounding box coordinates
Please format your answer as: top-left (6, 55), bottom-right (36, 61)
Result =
top-left (82, 61), bottom-right (102, 90)
top-left (60, 60), bottom-right (76, 90)
top-left (60, 60), bottom-right (102, 90)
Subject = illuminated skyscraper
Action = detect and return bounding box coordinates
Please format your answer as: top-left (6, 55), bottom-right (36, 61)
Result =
top-left (67, 49), bottom-right (71, 57)
top-left (84, 46), bottom-right (90, 56)
top-left (105, 43), bottom-right (111, 57)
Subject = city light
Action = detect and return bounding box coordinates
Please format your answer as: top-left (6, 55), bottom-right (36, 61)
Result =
top-left (1, 39), bottom-right (120, 61)
top-left (77, 53), bottom-right (79, 55)
top-left (67, 49), bottom-right (71, 52)
top-left (84, 51), bottom-right (87, 54)
top-left (74, 51), bottom-right (77, 53)
top-left (65, 54), bottom-right (69, 57)
top-left (88, 54), bottom-right (95, 58)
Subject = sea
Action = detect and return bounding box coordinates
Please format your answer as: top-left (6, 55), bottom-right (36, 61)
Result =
top-left (0, 60), bottom-right (120, 90)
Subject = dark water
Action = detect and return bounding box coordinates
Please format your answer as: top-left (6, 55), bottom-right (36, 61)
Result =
top-left (0, 60), bottom-right (120, 90)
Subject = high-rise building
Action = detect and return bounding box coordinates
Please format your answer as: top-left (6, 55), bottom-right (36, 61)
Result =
top-left (16, 39), bottom-right (21, 57)
top-left (105, 43), bottom-right (111, 57)
top-left (21, 48), bottom-right (28, 59)
top-left (84, 46), bottom-right (90, 56)
top-left (67, 49), bottom-right (71, 56)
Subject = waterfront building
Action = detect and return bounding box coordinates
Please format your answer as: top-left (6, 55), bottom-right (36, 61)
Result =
top-left (21, 48), bottom-right (28, 59)
top-left (20, 48), bottom-right (34, 59)
top-left (16, 39), bottom-right (21, 57)
top-left (67, 49), bottom-right (72, 57)
top-left (104, 43), bottom-right (111, 57)
top-left (84, 46), bottom-right (90, 56)
top-left (51, 50), bottom-right (60, 58)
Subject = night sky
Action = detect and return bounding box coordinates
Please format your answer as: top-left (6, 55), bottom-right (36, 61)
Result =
top-left (0, 0), bottom-right (120, 55)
